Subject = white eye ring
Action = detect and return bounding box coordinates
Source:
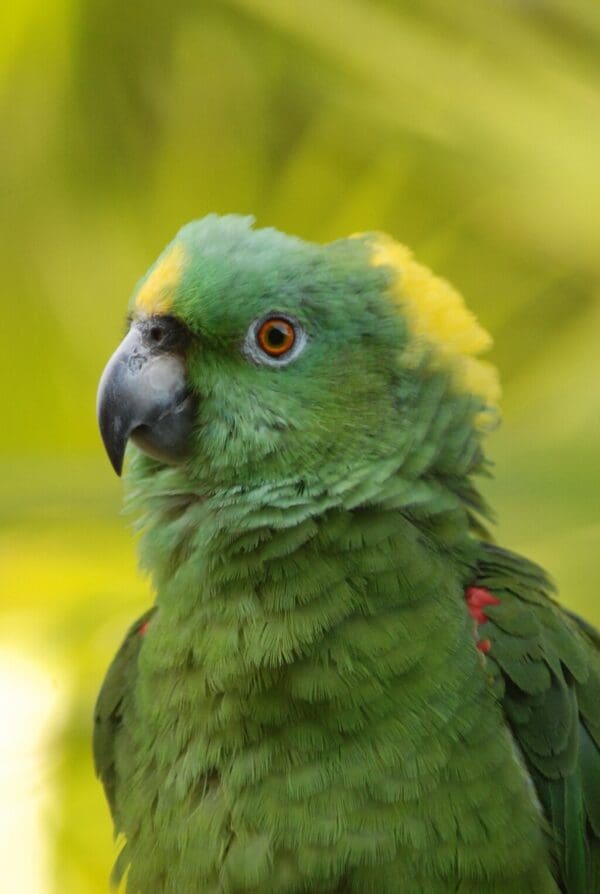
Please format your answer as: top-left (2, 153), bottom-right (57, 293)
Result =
top-left (242, 313), bottom-right (307, 367)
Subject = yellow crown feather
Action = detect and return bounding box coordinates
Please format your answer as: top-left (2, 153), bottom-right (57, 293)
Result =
top-left (363, 234), bottom-right (500, 428)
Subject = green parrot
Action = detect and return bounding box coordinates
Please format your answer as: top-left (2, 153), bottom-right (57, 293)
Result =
top-left (95, 215), bottom-right (600, 894)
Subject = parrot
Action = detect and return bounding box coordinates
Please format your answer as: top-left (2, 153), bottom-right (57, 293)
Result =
top-left (95, 214), bottom-right (600, 894)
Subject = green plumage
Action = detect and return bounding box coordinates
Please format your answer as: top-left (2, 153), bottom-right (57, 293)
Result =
top-left (94, 215), bottom-right (600, 893)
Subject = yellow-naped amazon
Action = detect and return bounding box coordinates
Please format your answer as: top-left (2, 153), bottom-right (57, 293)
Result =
top-left (95, 215), bottom-right (600, 893)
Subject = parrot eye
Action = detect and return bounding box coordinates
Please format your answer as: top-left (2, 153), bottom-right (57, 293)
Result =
top-left (244, 314), bottom-right (307, 366)
top-left (258, 318), bottom-right (295, 356)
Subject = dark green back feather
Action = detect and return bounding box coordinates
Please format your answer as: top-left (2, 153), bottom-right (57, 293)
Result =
top-left (474, 544), bottom-right (600, 894)
top-left (93, 608), bottom-right (155, 823)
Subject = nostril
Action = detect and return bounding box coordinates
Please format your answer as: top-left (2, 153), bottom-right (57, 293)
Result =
top-left (128, 353), bottom-right (146, 372)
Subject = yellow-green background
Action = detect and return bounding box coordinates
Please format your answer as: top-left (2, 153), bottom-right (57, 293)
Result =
top-left (1, 1), bottom-right (599, 891)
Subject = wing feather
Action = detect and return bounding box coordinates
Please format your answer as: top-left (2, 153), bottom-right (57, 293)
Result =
top-left (474, 544), bottom-right (600, 894)
top-left (93, 608), bottom-right (155, 823)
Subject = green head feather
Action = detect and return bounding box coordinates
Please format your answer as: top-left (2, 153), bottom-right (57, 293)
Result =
top-left (128, 214), bottom-right (498, 499)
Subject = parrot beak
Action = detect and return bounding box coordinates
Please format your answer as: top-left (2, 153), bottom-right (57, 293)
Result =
top-left (97, 319), bottom-right (196, 476)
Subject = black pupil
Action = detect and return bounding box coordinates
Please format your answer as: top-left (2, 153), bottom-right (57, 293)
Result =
top-left (266, 322), bottom-right (288, 348)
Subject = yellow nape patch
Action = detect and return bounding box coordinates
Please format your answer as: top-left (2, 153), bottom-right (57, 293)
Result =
top-left (135, 243), bottom-right (186, 316)
top-left (366, 234), bottom-right (500, 426)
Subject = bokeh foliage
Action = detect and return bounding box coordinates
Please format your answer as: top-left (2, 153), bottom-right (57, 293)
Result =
top-left (1, 1), bottom-right (600, 891)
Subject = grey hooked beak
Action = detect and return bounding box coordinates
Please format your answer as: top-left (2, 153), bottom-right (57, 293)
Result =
top-left (97, 319), bottom-right (196, 475)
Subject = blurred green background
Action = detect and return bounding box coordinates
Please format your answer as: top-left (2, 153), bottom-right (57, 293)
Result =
top-left (1, 1), bottom-right (599, 891)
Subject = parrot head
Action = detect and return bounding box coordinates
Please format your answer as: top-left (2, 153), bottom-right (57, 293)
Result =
top-left (97, 215), bottom-right (499, 494)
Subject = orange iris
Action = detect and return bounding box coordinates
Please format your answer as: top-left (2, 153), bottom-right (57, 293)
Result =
top-left (257, 318), bottom-right (296, 357)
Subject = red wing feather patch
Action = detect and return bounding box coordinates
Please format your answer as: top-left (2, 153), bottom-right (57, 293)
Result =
top-left (465, 585), bottom-right (500, 654)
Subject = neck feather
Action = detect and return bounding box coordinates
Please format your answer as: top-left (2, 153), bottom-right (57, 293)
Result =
top-left (130, 460), bottom-right (480, 725)
top-left (124, 463), bottom-right (554, 890)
